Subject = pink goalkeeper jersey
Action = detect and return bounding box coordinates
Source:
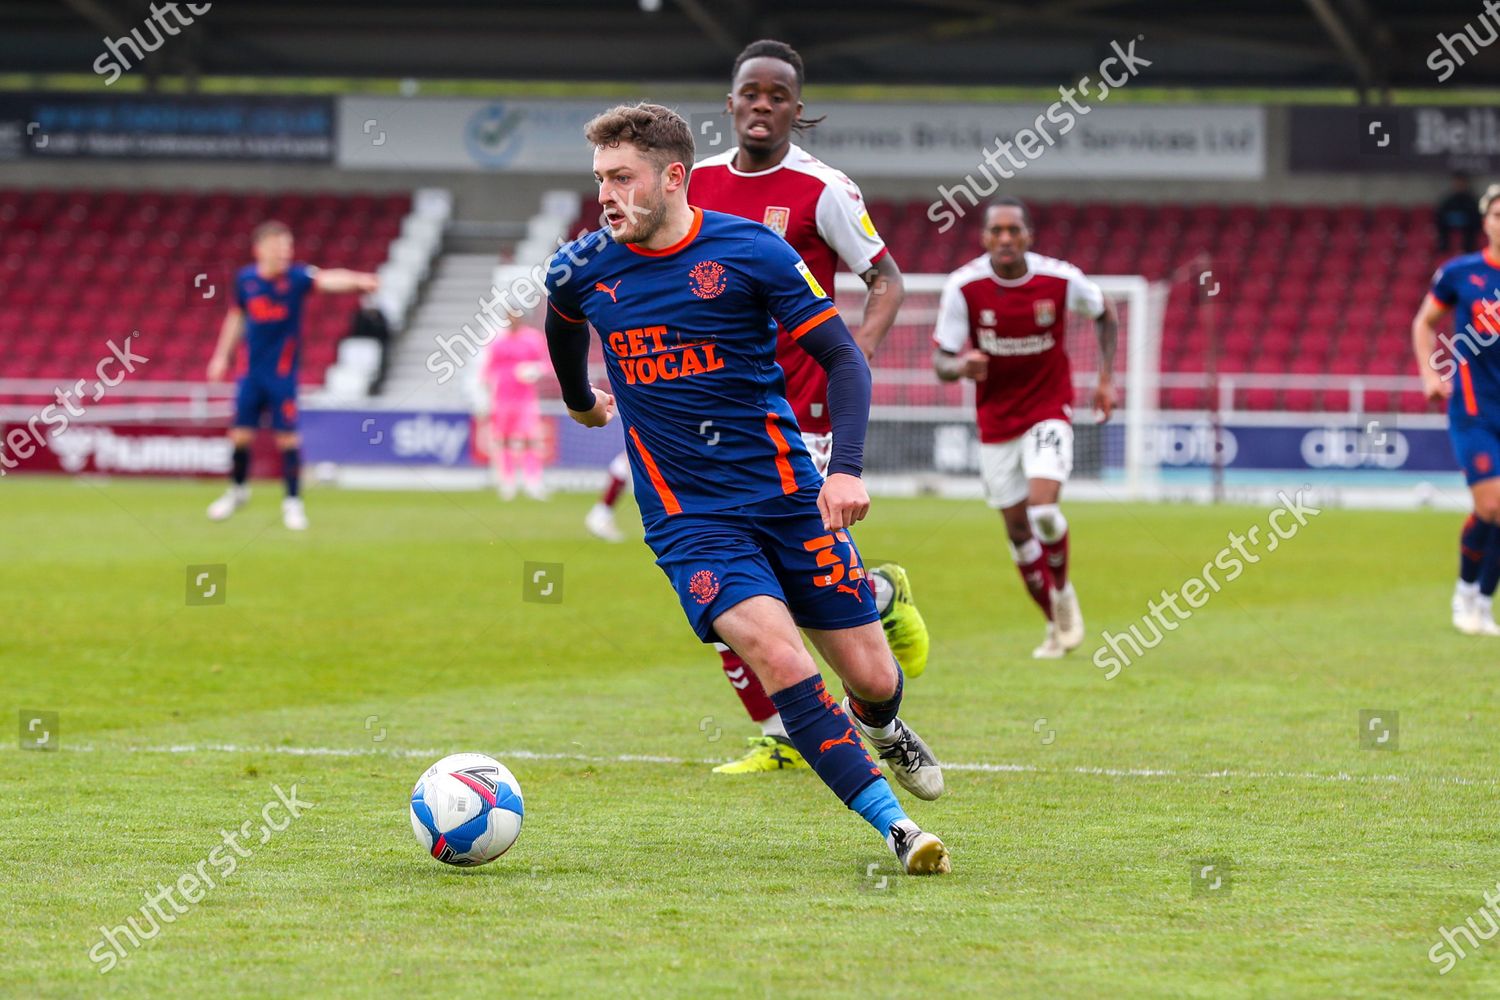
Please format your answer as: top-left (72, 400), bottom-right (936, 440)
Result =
top-left (484, 327), bottom-right (549, 406)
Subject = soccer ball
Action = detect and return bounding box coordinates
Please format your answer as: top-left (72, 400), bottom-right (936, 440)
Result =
top-left (409, 752), bottom-right (524, 866)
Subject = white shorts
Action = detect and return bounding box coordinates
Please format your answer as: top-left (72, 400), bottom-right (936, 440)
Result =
top-left (802, 431), bottom-right (834, 479)
top-left (978, 419), bottom-right (1073, 509)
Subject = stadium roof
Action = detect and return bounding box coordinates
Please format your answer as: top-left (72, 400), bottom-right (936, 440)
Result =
top-left (4, 0), bottom-right (1497, 94)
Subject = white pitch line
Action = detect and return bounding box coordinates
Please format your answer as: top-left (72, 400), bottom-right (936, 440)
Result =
top-left (43, 742), bottom-right (1497, 788)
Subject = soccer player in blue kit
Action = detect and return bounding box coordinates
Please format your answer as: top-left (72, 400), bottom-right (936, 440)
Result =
top-left (544, 103), bottom-right (950, 874)
top-left (205, 220), bottom-right (378, 530)
top-left (1412, 183), bottom-right (1500, 635)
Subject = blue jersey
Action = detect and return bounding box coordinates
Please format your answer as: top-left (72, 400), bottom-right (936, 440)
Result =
top-left (544, 208), bottom-right (840, 521)
top-left (1430, 250), bottom-right (1500, 418)
top-left (235, 263), bottom-right (315, 380)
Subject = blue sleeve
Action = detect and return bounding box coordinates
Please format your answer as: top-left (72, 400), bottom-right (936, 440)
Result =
top-left (795, 314), bottom-right (871, 478)
top-left (543, 246), bottom-right (588, 324)
top-left (292, 263), bottom-right (316, 297)
top-left (1431, 263), bottom-right (1460, 307)
top-left (750, 228), bottom-right (839, 337)
top-left (233, 267), bottom-right (248, 310)
top-left (544, 305), bottom-right (595, 413)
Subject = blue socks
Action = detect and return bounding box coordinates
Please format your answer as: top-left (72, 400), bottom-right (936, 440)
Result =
top-left (281, 447), bottom-right (301, 498)
top-left (1483, 531), bottom-right (1500, 598)
top-left (771, 674), bottom-right (883, 805)
top-left (850, 778), bottom-right (908, 837)
top-left (770, 673), bottom-right (907, 837)
top-left (1460, 514), bottom-right (1492, 584)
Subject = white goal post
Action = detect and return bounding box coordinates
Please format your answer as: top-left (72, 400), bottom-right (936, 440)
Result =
top-left (833, 272), bottom-right (1167, 499)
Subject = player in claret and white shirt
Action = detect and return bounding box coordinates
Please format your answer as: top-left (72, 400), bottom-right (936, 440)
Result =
top-left (684, 38), bottom-right (930, 775)
top-left (933, 198), bottom-right (1119, 659)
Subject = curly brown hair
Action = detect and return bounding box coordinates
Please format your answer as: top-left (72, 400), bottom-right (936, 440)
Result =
top-left (583, 102), bottom-right (695, 174)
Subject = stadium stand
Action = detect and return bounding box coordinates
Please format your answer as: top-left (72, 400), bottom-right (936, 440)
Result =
top-left (0, 188), bottom-right (411, 384)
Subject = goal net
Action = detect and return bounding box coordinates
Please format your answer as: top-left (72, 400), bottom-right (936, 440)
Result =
top-left (834, 272), bottom-right (1167, 499)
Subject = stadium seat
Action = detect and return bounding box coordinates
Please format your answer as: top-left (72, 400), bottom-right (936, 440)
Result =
top-left (0, 187), bottom-right (411, 384)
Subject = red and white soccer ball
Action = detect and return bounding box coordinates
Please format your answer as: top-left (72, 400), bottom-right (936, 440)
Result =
top-left (410, 752), bottom-right (525, 867)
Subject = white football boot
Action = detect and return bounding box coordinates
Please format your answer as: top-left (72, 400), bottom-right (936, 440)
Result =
top-left (281, 497), bottom-right (309, 531)
top-left (1477, 596), bottom-right (1500, 637)
top-left (1051, 583), bottom-right (1084, 651)
top-left (887, 818), bottom-right (951, 875)
top-left (1032, 622), bottom-right (1066, 659)
top-left (841, 698), bottom-right (944, 801)
top-left (1454, 584), bottom-right (1483, 636)
top-left (585, 503), bottom-right (623, 542)
top-left (207, 486), bottom-right (248, 521)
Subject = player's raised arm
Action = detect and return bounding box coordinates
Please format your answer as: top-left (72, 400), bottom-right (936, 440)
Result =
top-left (206, 305), bottom-right (245, 382)
top-left (311, 266), bottom-right (379, 294)
top-left (1413, 279), bottom-right (1457, 403)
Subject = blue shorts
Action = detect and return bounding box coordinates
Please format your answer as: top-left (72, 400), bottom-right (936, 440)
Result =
top-left (234, 375), bottom-right (298, 432)
top-left (1449, 405), bottom-right (1500, 485)
top-left (643, 486), bottom-right (880, 644)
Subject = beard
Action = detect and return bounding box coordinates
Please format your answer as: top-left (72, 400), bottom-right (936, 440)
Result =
top-left (609, 184), bottom-right (668, 245)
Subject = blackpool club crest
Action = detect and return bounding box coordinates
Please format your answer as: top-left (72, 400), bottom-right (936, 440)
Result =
top-left (762, 206), bottom-right (791, 237)
top-left (1033, 299), bottom-right (1057, 327)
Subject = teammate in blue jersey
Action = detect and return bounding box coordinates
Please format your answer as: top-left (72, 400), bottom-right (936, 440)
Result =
top-left (205, 220), bottom-right (378, 530)
top-left (544, 103), bottom-right (950, 875)
top-left (1412, 182), bottom-right (1500, 635)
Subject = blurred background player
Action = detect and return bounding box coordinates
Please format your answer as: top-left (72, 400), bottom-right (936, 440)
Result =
top-left (686, 39), bottom-right (929, 774)
top-left (205, 220), bottom-right (378, 530)
top-left (482, 315), bottom-right (551, 501)
top-left (933, 198), bottom-right (1117, 658)
top-left (1412, 182), bottom-right (1500, 636)
top-left (1436, 172), bottom-right (1482, 256)
top-left (585, 450), bottom-right (632, 541)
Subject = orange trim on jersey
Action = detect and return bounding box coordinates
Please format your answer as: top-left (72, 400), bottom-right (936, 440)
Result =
top-left (1427, 292), bottom-right (1453, 314)
top-left (626, 207), bottom-right (703, 257)
top-left (1460, 363), bottom-right (1480, 417)
top-left (548, 299), bottom-right (584, 323)
top-left (764, 413), bottom-right (799, 495)
top-left (628, 426), bottom-right (682, 515)
top-left (1485, 248), bottom-right (1500, 271)
top-left (276, 337), bottom-right (297, 377)
top-left (787, 306), bottom-right (840, 341)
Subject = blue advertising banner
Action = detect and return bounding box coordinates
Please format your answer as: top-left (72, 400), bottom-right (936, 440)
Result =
top-left (934, 420), bottom-right (1456, 475)
top-left (1149, 422), bottom-right (1456, 473)
top-left (0, 94), bottom-right (334, 161)
top-left (302, 409), bottom-right (1455, 477)
top-left (300, 409), bottom-right (624, 468)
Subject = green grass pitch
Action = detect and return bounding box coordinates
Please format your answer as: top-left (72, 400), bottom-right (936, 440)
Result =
top-left (5, 477), bottom-right (1500, 998)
